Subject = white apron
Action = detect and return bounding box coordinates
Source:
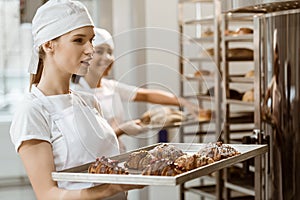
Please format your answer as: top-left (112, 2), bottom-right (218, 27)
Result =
top-left (31, 87), bottom-right (126, 199)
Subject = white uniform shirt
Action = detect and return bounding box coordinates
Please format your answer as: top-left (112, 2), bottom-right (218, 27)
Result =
top-left (72, 78), bottom-right (138, 124)
top-left (9, 86), bottom-right (124, 198)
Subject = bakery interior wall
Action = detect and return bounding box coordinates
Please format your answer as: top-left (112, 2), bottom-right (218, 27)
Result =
top-left (0, 0), bottom-right (275, 200)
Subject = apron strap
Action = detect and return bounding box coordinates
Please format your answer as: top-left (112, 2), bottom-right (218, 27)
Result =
top-left (31, 85), bottom-right (56, 114)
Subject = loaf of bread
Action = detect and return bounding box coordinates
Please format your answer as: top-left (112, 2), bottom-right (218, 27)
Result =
top-left (201, 27), bottom-right (214, 37)
top-left (236, 27), bottom-right (253, 35)
top-left (205, 47), bottom-right (253, 60)
top-left (242, 89), bottom-right (254, 102)
top-left (227, 48), bottom-right (253, 60)
top-left (198, 109), bottom-right (212, 121)
top-left (194, 70), bottom-right (211, 77)
top-left (245, 70), bottom-right (254, 78)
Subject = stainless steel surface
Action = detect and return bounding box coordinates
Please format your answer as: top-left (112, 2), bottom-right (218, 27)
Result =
top-left (255, 7), bottom-right (300, 200)
top-left (52, 143), bottom-right (268, 186)
top-left (222, 0), bottom-right (297, 13)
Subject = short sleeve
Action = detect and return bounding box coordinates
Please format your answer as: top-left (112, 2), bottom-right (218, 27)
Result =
top-left (103, 79), bottom-right (138, 102)
top-left (10, 96), bottom-right (51, 152)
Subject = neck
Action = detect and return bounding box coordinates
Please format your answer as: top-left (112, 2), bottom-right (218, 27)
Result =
top-left (37, 61), bottom-right (71, 95)
top-left (84, 70), bottom-right (103, 89)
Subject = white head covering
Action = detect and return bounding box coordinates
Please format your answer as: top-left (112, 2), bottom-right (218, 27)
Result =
top-left (28, 0), bottom-right (94, 74)
top-left (94, 28), bottom-right (114, 49)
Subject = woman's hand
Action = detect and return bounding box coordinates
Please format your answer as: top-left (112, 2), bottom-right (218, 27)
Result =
top-left (117, 119), bottom-right (145, 136)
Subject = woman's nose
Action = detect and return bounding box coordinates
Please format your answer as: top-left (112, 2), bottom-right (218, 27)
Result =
top-left (85, 41), bottom-right (95, 55)
top-left (105, 53), bottom-right (113, 61)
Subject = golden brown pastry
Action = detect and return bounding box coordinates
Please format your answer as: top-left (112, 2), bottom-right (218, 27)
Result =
top-left (245, 70), bottom-right (254, 78)
top-left (142, 159), bottom-right (184, 176)
top-left (227, 48), bottom-right (253, 60)
top-left (194, 70), bottom-right (211, 77)
top-left (88, 156), bottom-right (129, 174)
top-left (201, 28), bottom-right (214, 37)
top-left (140, 107), bottom-right (185, 126)
top-left (174, 154), bottom-right (197, 171)
top-left (149, 143), bottom-right (185, 161)
top-left (194, 154), bottom-right (214, 167)
top-left (124, 150), bottom-right (154, 170)
top-left (197, 142), bottom-right (240, 161)
top-left (205, 48), bottom-right (253, 60)
top-left (242, 89), bottom-right (254, 102)
top-left (236, 27), bottom-right (253, 35)
top-left (198, 109), bottom-right (212, 121)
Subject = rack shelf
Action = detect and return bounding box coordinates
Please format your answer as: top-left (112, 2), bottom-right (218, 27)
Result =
top-left (184, 17), bottom-right (214, 25)
top-left (223, 34), bottom-right (253, 42)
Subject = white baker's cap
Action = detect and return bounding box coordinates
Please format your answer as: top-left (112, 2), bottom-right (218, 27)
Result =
top-left (28, 0), bottom-right (94, 74)
top-left (94, 28), bottom-right (114, 49)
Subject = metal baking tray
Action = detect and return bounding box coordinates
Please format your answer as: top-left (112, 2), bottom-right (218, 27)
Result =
top-left (52, 143), bottom-right (268, 186)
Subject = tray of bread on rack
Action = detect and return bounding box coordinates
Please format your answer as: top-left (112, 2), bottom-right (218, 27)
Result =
top-left (137, 107), bottom-right (213, 130)
top-left (52, 142), bottom-right (268, 186)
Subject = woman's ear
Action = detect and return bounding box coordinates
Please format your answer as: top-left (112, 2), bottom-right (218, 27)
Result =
top-left (42, 41), bottom-right (54, 53)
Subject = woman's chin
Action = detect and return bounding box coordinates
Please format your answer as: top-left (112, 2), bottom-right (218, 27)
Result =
top-left (75, 66), bottom-right (89, 76)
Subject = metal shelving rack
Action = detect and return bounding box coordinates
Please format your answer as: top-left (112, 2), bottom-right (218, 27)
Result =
top-left (178, 0), bottom-right (222, 199)
top-left (220, 12), bottom-right (266, 200)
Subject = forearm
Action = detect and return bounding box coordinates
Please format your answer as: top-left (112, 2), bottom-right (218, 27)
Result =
top-left (56, 184), bottom-right (118, 200)
top-left (134, 88), bottom-right (181, 106)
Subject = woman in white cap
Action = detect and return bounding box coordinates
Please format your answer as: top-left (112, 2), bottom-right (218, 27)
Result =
top-left (71, 28), bottom-right (199, 136)
top-left (9, 1), bottom-right (142, 199)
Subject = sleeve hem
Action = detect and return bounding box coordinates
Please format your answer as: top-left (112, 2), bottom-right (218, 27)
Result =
top-left (15, 135), bottom-right (51, 153)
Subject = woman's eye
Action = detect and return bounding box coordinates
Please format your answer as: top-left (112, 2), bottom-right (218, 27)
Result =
top-left (74, 38), bottom-right (83, 43)
top-left (95, 49), bottom-right (104, 55)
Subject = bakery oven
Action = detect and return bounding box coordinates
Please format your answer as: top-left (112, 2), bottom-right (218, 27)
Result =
top-left (253, 2), bottom-right (300, 199)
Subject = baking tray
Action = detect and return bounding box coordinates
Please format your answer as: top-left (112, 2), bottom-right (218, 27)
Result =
top-left (52, 143), bottom-right (268, 186)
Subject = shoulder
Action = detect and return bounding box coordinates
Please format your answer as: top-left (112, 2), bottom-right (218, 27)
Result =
top-left (73, 90), bottom-right (98, 108)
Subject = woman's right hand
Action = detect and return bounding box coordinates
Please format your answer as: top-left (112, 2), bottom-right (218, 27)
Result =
top-left (88, 183), bottom-right (145, 199)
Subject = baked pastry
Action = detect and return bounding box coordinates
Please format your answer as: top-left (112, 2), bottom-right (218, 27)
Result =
top-left (140, 107), bottom-right (186, 126)
top-left (198, 109), bottom-right (212, 121)
top-left (174, 154), bottom-right (214, 171)
top-left (194, 70), bottom-right (211, 77)
top-left (197, 142), bottom-right (240, 161)
top-left (88, 156), bottom-right (129, 174)
top-left (142, 159), bottom-right (184, 176)
top-left (227, 48), bottom-right (253, 60)
top-left (194, 154), bottom-right (214, 167)
top-left (205, 47), bottom-right (253, 60)
top-left (124, 150), bottom-right (154, 170)
top-left (201, 27), bottom-right (214, 37)
top-left (149, 143), bottom-right (185, 161)
top-left (224, 29), bottom-right (236, 36)
top-left (174, 154), bottom-right (197, 171)
top-left (225, 28), bottom-right (253, 36)
top-left (236, 27), bottom-right (253, 35)
top-left (242, 89), bottom-right (254, 102)
top-left (245, 70), bottom-right (254, 78)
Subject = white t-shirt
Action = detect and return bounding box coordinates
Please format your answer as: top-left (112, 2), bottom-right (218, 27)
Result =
top-left (9, 86), bottom-right (123, 196)
top-left (72, 78), bottom-right (138, 124)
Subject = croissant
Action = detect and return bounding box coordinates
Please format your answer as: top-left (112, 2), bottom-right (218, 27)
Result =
top-left (124, 150), bottom-right (154, 170)
top-left (142, 159), bottom-right (184, 176)
top-left (198, 142), bottom-right (240, 161)
top-left (149, 143), bottom-right (185, 161)
top-left (88, 156), bottom-right (129, 175)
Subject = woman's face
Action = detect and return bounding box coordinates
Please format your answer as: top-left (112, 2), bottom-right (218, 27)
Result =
top-left (89, 43), bottom-right (114, 77)
top-left (51, 26), bottom-right (95, 76)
